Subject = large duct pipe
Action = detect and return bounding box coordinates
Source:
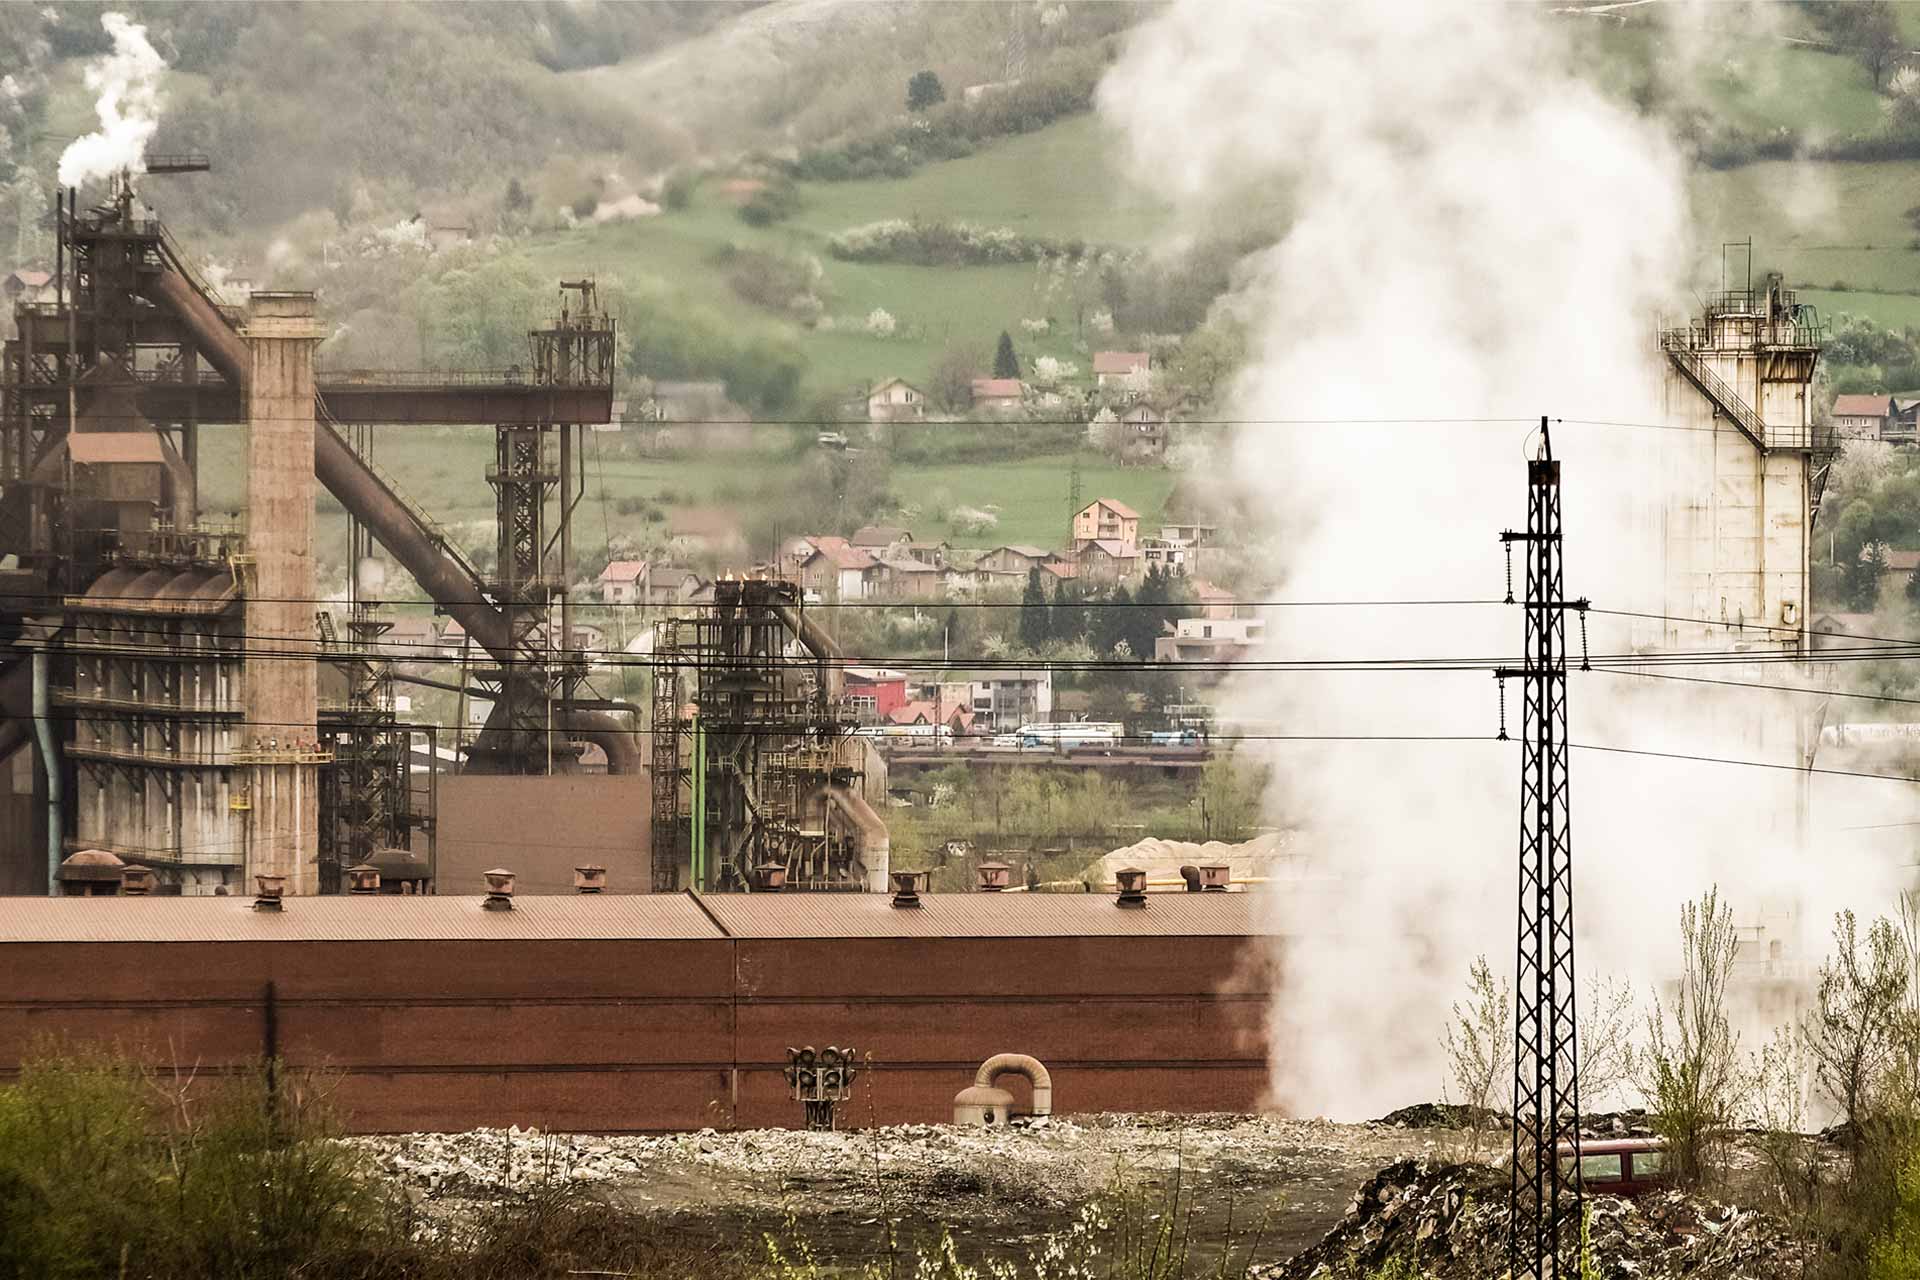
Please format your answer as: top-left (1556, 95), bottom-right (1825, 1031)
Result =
top-left (773, 601), bottom-right (843, 702)
top-left (144, 261), bottom-right (641, 772)
top-left (825, 783), bottom-right (889, 892)
top-left (561, 708), bottom-right (642, 776)
top-left (975, 1053), bottom-right (1053, 1118)
top-left (31, 649), bottom-right (61, 897)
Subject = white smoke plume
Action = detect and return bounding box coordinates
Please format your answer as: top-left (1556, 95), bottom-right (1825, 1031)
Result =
top-left (1101, 2), bottom-right (1915, 1120)
top-left (57, 12), bottom-right (165, 189)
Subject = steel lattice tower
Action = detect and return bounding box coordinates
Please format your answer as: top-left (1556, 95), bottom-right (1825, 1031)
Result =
top-left (1497, 418), bottom-right (1587, 1278)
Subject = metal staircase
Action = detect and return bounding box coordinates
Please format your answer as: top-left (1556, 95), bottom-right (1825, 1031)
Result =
top-left (1664, 348), bottom-right (1767, 451)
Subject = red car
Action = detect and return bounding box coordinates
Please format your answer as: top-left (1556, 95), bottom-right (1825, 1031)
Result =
top-left (1556, 1137), bottom-right (1670, 1196)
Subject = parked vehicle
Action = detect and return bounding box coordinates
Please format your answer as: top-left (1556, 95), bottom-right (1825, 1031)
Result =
top-left (1017, 721), bottom-right (1122, 750)
top-left (1556, 1137), bottom-right (1669, 1196)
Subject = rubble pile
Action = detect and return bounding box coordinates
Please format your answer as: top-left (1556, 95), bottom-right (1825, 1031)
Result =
top-left (1261, 1159), bottom-right (1818, 1280)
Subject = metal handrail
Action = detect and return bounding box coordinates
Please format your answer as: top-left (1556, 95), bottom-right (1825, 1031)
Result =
top-left (1664, 348), bottom-right (1768, 450)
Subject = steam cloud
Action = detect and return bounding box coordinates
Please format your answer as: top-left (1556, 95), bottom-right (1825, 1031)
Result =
top-left (1102, 2), bottom-right (1914, 1119)
top-left (58, 12), bottom-right (166, 189)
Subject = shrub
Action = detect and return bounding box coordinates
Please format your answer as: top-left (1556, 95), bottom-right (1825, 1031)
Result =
top-left (738, 178), bottom-right (801, 227)
top-left (828, 218), bottom-right (1090, 266)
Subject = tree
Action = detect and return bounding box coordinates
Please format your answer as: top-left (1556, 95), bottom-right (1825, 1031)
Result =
top-left (1019, 567), bottom-right (1050, 653)
top-left (1442, 955), bottom-right (1511, 1161)
top-left (906, 69), bottom-right (946, 112)
top-left (1809, 910), bottom-right (1910, 1150)
top-left (502, 176), bottom-right (531, 214)
top-left (1050, 578), bottom-right (1087, 644)
top-left (1639, 886), bottom-right (1744, 1185)
top-left (928, 343), bottom-right (980, 413)
top-left (993, 330), bottom-right (1021, 380)
top-left (1093, 584), bottom-right (1132, 656)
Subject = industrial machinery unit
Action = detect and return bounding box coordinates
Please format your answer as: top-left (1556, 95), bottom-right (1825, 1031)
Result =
top-left (650, 578), bottom-right (889, 893)
top-left (0, 167), bottom-right (632, 894)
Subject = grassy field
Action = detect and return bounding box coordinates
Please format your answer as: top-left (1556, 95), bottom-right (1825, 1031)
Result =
top-left (509, 112), bottom-right (1166, 406)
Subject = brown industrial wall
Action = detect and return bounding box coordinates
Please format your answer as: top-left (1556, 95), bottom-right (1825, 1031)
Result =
top-left (435, 775), bottom-right (651, 896)
top-left (0, 934), bottom-right (1269, 1132)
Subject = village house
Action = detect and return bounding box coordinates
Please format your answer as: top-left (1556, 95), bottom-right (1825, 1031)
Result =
top-left (851, 525), bottom-right (912, 553)
top-left (598, 559), bottom-right (650, 604)
top-left (843, 667), bottom-right (911, 723)
top-left (1193, 580), bottom-right (1240, 621)
top-left (1072, 498), bottom-right (1141, 551)
top-left (1093, 350), bottom-right (1150, 388)
top-left (1878, 548), bottom-right (1920, 595)
top-left (650, 380), bottom-right (749, 424)
top-left (889, 700), bottom-right (974, 735)
top-left (970, 377), bottom-right (1024, 412)
top-left (792, 535), bottom-right (877, 601)
top-left (1075, 538), bottom-right (1140, 583)
top-left (942, 669), bottom-right (1053, 728)
top-left (867, 377), bottom-right (927, 423)
top-left (374, 614), bottom-right (440, 661)
top-left (3, 269), bottom-right (55, 306)
top-left (1139, 536), bottom-right (1195, 574)
top-left (1153, 615), bottom-right (1267, 663)
top-left (1833, 393), bottom-right (1894, 441)
top-left (1891, 399), bottom-right (1920, 445)
top-left (873, 555), bottom-right (945, 602)
top-left (1161, 521), bottom-right (1217, 546)
top-left (666, 507), bottom-right (746, 558)
top-left (1117, 404), bottom-right (1167, 459)
top-left (977, 545), bottom-right (1059, 574)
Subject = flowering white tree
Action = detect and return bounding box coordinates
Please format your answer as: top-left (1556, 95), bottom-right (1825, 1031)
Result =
top-left (1031, 355), bottom-right (1080, 388)
top-left (1089, 308), bottom-right (1116, 336)
top-left (865, 307), bottom-right (897, 337)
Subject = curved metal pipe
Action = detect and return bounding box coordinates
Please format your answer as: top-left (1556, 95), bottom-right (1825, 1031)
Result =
top-left (975, 1053), bottom-right (1053, 1117)
top-left (560, 708), bottom-right (641, 776)
top-left (825, 783), bottom-right (889, 892)
top-left (773, 601), bottom-right (843, 703)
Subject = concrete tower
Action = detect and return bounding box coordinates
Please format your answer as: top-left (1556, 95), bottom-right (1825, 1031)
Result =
top-left (239, 292), bottom-right (326, 893)
top-left (1655, 274), bottom-right (1825, 654)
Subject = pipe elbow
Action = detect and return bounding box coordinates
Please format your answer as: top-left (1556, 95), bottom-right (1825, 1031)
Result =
top-left (975, 1053), bottom-right (1052, 1117)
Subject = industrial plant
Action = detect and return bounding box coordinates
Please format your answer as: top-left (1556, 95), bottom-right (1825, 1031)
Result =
top-left (0, 169), bottom-right (889, 900)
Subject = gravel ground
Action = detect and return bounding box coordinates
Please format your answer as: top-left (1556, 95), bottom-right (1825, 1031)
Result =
top-left (350, 1113), bottom-right (1458, 1267)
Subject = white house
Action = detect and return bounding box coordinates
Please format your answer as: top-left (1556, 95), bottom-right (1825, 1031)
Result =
top-left (599, 559), bottom-right (650, 604)
top-left (868, 377), bottom-right (927, 423)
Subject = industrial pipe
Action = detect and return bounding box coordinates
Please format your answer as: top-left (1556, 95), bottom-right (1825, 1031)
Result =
top-left (825, 783), bottom-right (890, 892)
top-left (773, 601), bottom-right (844, 702)
top-left (974, 1053), bottom-right (1053, 1118)
top-left (560, 707), bottom-right (642, 776)
top-left (31, 649), bottom-right (61, 896)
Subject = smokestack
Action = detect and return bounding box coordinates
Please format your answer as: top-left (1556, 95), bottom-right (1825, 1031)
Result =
top-left (346, 863), bottom-right (381, 894)
top-left (253, 873), bottom-right (286, 912)
top-left (574, 864), bottom-right (608, 894)
top-left (1179, 864), bottom-right (1202, 892)
top-left (483, 868), bottom-right (516, 911)
top-left (975, 861), bottom-right (1011, 892)
top-left (890, 870), bottom-right (927, 909)
top-left (1114, 867), bottom-right (1148, 909)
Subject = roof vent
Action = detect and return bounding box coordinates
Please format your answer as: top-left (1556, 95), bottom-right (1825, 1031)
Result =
top-left (752, 862), bottom-right (787, 892)
top-left (975, 861), bottom-right (1011, 892)
top-left (1199, 863), bottom-right (1232, 892)
top-left (120, 866), bottom-right (156, 896)
top-left (573, 864), bottom-right (608, 894)
top-left (1115, 867), bottom-right (1148, 909)
top-left (346, 863), bottom-right (381, 894)
top-left (890, 869), bottom-right (927, 909)
top-left (483, 867), bottom-right (516, 911)
top-left (253, 873), bottom-right (287, 912)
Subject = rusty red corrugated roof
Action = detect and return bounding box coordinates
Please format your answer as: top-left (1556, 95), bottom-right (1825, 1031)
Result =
top-left (0, 894), bottom-right (726, 944)
top-left (696, 890), bottom-right (1269, 938)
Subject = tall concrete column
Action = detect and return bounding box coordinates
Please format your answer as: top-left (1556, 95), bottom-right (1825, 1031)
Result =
top-left (240, 293), bottom-right (325, 894)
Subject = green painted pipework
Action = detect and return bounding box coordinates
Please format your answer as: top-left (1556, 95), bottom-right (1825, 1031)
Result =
top-left (691, 715), bottom-right (707, 891)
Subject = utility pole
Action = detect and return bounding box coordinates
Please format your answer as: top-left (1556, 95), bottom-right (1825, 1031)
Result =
top-left (1496, 417), bottom-right (1588, 1278)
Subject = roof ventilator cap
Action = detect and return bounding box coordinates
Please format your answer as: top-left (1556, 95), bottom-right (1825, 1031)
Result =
top-left (346, 863), bottom-right (381, 894)
top-left (1115, 867), bottom-right (1148, 909)
top-left (752, 862), bottom-right (787, 892)
top-left (253, 873), bottom-right (287, 912)
top-left (574, 864), bottom-right (608, 894)
top-left (1199, 863), bottom-right (1232, 892)
top-left (120, 866), bottom-right (156, 896)
top-left (975, 861), bottom-right (1011, 892)
top-left (483, 868), bottom-right (516, 911)
top-left (890, 869), bottom-right (927, 909)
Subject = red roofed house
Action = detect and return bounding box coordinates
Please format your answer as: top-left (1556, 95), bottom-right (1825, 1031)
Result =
top-left (599, 559), bottom-right (650, 604)
top-left (843, 667), bottom-right (910, 723)
top-left (970, 378), bottom-right (1024, 412)
top-left (1076, 539), bottom-right (1140, 584)
top-left (1093, 351), bottom-right (1150, 388)
top-left (4, 269), bottom-right (54, 306)
top-left (791, 535), bottom-right (876, 600)
top-left (889, 700), bottom-right (974, 734)
top-left (1878, 547), bottom-right (1920, 595)
top-left (1834, 394), bottom-right (1894, 441)
top-left (1072, 498), bottom-right (1141, 552)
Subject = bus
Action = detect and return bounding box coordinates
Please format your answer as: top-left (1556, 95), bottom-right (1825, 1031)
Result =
top-left (1016, 721), bottom-right (1123, 750)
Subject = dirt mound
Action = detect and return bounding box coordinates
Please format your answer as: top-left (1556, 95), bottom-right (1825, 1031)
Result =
top-left (1371, 1103), bottom-right (1498, 1130)
top-left (1261, 1159), bottom-right (1816, 1279)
